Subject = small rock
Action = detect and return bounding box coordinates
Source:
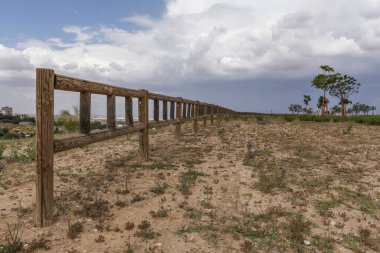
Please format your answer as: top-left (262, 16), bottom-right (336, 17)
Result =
top-left (304, 240), bottom-right (311, 245)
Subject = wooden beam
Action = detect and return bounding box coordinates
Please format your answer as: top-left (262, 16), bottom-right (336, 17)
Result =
top-left (36, 68), bottom-right (55, 227)
top-left (55, 74), bottom-right (143, 98)
top-left (125, 97), bottom-right (133, 126)
top-left (80, 92), bottom-right (91, 134)
top-left (139, 90), bottom-right (149, 161)
top-left (107, 95), bottom-right (116, 130)
top-left (154, 99), bottom-right (159, 122)
top-left (163, 100), bottom-right (168, 121)
top-left (54, 124), bottom-right (144, 153)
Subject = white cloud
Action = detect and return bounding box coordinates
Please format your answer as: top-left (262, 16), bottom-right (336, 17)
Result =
top-left (62, 26), bottom-right (98, 42)
top-left (1, 0), bottom-right (380, 111)
top-left (121, 15), bottom-right (156, 27)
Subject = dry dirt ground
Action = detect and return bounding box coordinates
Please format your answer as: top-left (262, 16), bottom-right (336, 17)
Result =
top-left (0, 117), bottom-right (379, 253)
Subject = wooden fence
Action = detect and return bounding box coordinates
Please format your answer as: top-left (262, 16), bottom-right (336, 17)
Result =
top-left (35, 68), bottom-right (239, 227)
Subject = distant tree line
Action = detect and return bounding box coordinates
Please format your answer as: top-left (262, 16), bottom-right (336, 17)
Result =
top-left (0, 114), bottom-right (35, 124)
top-left (288, 65), bottom-right (376, 116)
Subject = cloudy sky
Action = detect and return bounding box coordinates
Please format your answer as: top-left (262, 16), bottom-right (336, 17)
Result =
top-left (1, 0), bottom-right (380, 115)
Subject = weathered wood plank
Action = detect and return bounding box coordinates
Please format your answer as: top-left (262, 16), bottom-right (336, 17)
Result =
top-left (139, 90), bottom-right (149, 161)
top-left (125, 97), bottom-right (133, 126)
top-left (80, 92), bottom-right (91, 134)
top-left (55, 74), bottom-right (143, 98)
top-left (107, 95), bottom-right (116, 130)
top-left (54, 123), bottom-right (144, 153)
top-left (149, 92), bottom-right (181, 103)
top-left (36, 68), bottom-right (55, 227)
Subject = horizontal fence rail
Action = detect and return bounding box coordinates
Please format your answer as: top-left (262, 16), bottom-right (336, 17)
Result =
top-left (35, 68), bottom-right (239, 227)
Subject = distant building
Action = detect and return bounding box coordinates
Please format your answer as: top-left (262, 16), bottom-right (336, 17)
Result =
top-left (0, 106), bottom-right (13, 116)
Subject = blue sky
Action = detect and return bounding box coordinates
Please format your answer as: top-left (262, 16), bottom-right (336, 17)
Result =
top-left (0, 0), bottom-right (166, 46)
top-left (0, 0), bottom-right (380, 115)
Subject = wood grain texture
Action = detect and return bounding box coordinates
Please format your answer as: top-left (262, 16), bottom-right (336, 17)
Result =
top-left (125, 97), bottom-right (133, 126)
top-left (54, 124), bottom-right (144, 153)
top-left (55, 74), bottom-right (143, 98)
top-left (107, 95), bottom-right (116, 130)
top-left (36, 68), bottom-right (55, 227)
top-left (80, 92), bottom-right (91, 134)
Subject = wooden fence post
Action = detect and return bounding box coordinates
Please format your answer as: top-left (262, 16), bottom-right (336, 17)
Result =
top-left (182, 102), bottom-right (187, 119)
top-left (163, 100), bottom-right (168, 121)
top-left (154, 99), bottom-right (159, 122)
top-left (193, 102), bottom-right (199, 135)
top-left (217, 106), bottom-right (221, 126)
top-left (36, 68), bottom-right (55, 227)
top-left (203, 105), bottom-right (207, 127)
top-left (125, 97), bottom-right (133, 126)
top-left (210, 105), bottom-right (214, 126)
top-left (139, 90), bottom-right (149, 161)
top-left (170, 101), bottom-right (175, 120)
top-left (107, 95), bottom-right (116, 130)
top-left (80, 92), bottom-right (91, 134)
top-left (175, 98), bottom-right (182, 140)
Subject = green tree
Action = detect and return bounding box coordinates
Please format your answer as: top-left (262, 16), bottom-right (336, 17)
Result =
top-left (311, 65), bottom-right (336, 115)
top-left (370, 106), bottom-right (376, 115)
top-left (303, 95), bottom-right (311, 114)
top-left (331, 105), bottom-right (341, 115)
top-left (328, 74), bottom-right (360, 116)
top-left (288, 104), bottom-right (296, 114)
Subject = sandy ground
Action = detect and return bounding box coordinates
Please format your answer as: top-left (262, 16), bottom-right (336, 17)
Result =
top-left (0, 117), bottom-right (379, 253)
